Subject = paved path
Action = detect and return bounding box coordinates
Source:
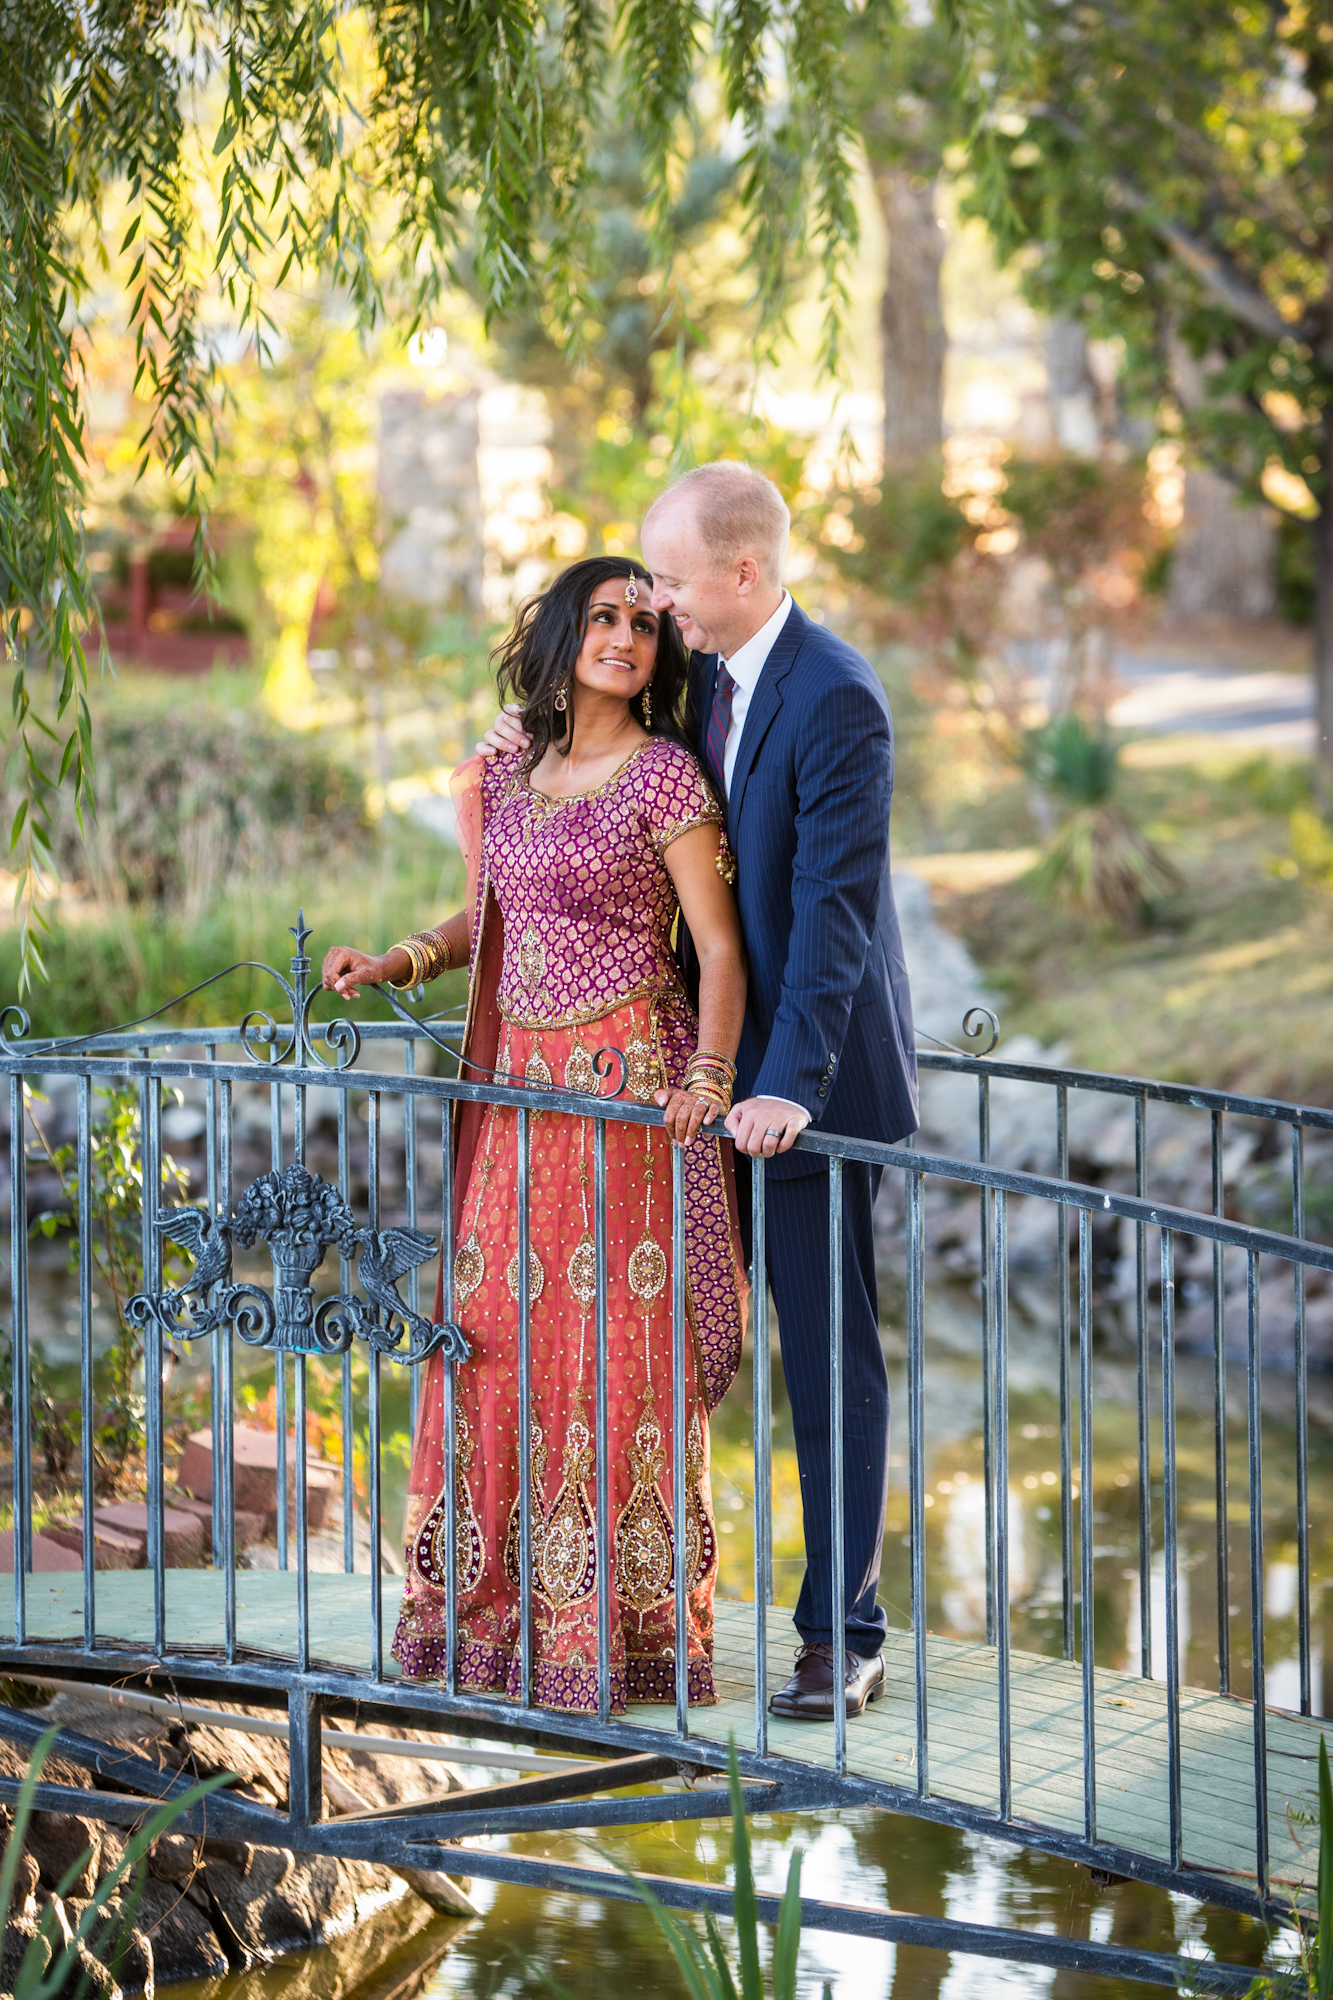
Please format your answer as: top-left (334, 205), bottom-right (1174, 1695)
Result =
top-left (1110, 649), bottom-right (1313, 750)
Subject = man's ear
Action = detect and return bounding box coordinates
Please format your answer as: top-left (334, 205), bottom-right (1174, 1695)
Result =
top-left (735, 554), bottom-right (760, 597)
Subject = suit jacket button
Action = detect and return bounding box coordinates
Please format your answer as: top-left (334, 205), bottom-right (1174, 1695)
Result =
top-left (817, 1085), bottom-right (828, 1099)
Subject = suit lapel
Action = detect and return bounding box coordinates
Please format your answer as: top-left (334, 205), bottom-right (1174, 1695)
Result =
top-left (728, 599), bottom-right (809, 833)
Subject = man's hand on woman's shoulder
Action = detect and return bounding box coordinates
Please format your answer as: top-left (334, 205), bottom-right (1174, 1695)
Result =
top-left (479, 704), bottom-right (531, 759)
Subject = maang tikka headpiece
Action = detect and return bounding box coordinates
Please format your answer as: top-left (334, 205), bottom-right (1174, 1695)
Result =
top-left (623, 579), bottom-right (639, 605)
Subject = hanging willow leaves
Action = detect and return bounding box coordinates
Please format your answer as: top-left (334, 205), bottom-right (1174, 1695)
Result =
top-left (0, 0), bottom-right (1009, 988)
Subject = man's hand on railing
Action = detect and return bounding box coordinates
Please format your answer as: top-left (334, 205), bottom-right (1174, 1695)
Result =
top-left (479, 704), bottom-right (531, 759)
top-left (726, 1097), bottom-right (810, 1158)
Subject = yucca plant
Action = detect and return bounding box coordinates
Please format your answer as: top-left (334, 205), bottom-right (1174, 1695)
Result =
top-left (1019, 715), bottom-right (1180, 929)
top-left (531, 1739), bottom-right (813, 2000)
top-left (0, 1729), bottom-right (227, 2000)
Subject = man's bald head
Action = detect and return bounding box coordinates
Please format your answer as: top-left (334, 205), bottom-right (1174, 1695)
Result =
top-left (643, 461), bottom-right (790, 589)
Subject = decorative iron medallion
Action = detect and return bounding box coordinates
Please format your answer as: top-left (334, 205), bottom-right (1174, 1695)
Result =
top-left (126, 1162), bottom-right (471, 1367)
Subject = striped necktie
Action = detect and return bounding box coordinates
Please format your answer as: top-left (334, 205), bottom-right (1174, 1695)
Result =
top-left (704, 662), bottom-right (736, 801)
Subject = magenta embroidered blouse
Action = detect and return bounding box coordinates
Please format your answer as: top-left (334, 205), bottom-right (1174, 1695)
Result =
top-left (476, 741), bottom-right (724, 1030)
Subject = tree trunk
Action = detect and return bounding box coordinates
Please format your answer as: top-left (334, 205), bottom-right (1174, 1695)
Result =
top-left (876, 169), bottom-right (946, 464)
top-left (1315, 412), bottom-right (1333, 809)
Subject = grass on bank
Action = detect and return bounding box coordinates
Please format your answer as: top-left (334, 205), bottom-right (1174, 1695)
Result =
top-left (907, 744), bottom-right (1333, 1107)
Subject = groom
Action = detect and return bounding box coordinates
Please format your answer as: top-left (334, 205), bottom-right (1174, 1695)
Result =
top-left (487, 461), bottom-right (918, 1719)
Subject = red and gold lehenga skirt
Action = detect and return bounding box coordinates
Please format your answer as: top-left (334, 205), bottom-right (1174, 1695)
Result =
top-left (391, 991), bottom-right (748, 1714)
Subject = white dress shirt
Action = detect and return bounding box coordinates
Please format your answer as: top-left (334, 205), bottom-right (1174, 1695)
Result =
top-left (715, 591), bottom-right (802, 1116)
top-left (720, 590), bottom-right (793, 796)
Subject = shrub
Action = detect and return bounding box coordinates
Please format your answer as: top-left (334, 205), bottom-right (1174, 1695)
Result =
top-left (14, 701), bottom-right (370, 917)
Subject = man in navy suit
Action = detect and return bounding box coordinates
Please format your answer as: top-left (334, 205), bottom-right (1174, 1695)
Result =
top-left (484, 461), bottom-right (917, 1718)
top-left (639, 463), bottom-right (917, 1718)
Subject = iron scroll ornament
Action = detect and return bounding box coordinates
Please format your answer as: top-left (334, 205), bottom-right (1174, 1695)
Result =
top-left (125, 1163), bottom-right (472, 1367)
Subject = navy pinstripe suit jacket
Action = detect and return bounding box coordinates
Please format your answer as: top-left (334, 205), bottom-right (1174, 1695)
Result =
top-left (688, 598), bottom-right (918, 1179)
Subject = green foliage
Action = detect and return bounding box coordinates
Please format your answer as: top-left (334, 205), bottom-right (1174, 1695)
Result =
top-left (4, 0), bottom-right (1023, 990)
top-left (1019, 717), bottom-right (1119, 811)
top-left (625, 1742), bottom-right (805, 1998)
top-left (1278, 515), bottom-right (1317, 629)
top-left (0, 1728), bottom-right (226, 1998)
top-left (1, 693), bottom-right (369, 917)
top-left (20, 1083), bottom-right (188, 1485)
top-left (1019, 717), bottom-right (1180, 929)
top-left (1286, 809), bottom-right (1333, 894)
top-left (972, 2), bottom-right (1333, 521)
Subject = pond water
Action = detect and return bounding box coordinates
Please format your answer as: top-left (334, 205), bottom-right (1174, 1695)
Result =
top-left (23, 1251), bottom-right (1331, 1995)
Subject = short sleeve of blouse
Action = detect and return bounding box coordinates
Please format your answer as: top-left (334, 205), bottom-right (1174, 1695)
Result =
top-left (639, 742), bottom-right (724, 853)
top-left (480, 749), bottom-right (526, 820)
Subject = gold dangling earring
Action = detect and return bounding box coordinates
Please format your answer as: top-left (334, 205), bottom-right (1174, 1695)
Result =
top-left (554, 682), bottom-right (568, 714)
top-left (642, 680), bottom-right (653, 727)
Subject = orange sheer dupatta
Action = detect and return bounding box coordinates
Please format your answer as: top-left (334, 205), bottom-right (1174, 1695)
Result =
top-left (448, 755), bottom-right (506, 1234)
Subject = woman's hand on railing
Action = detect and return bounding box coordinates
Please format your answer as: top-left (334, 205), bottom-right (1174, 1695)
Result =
top-left (655, 1085), bottom-right (723, 1148)
top-left (322, 945), bottom-right (404, 999)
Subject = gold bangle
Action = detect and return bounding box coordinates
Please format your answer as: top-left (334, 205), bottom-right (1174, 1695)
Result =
top-left (410, 928), bottom-right (453, 979)
top-left (388, 939), bottom-right (428, 989)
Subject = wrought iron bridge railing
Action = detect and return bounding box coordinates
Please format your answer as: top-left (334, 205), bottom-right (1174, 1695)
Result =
top-left (0, 914), bottom-right (1326, 1997)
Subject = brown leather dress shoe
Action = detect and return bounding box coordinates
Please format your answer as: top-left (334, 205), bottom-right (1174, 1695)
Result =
top-left (768, 1642), bottom-right (886, 1721)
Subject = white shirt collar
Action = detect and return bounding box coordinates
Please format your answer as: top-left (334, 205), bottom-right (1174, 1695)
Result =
top-left (720, 591), bottom-right (792, 695)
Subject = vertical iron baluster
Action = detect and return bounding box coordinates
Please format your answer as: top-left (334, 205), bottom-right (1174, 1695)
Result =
top-left (78, 1079), bottom-right (95, 1648)
top-left (752, 1155), bottom-right (770, 1757)
top-left (1161, 1229), bottom-right (1182, 1870)
top-left (829, 1156), bottom-right (846, 1776)
top-left (907, 1166), bottom-right (928, 1797)
top-left (594, 1116), bottom-right (611, 1725)
top-left (405, 1043), bottom-right (420, 1437)
top-left (221, 1081), bottom-right (236, 1658)
top-left (295, 1354), bottom-right (309, 1673)
top-left (338, 1090), bottom-right (354, 1576)
top-left (1247, 1251), bottom-right (1268, 1900)
top-left (272, 1069), bottom-right (288, 1575)
top-left (979, 1079), bottom-right (996, 1646)
top-left (1212, 1108), bottom-right (1230, 1695)
top-left (517, 1105), bottom-right (533, 1707)
top-left (1293, 1124), bottom-right (1310, 1716)
top-left (441, 1095), bottom-right (458, 1699)
top-left (1135, 1093), bottom-right (1151, 1681)
top-left (672, 1139), bottom-right (689, 1739)
top-left (995, 1190), bottom-right (1011, 1822)
top-left (8, 1076), bottom-right (27, 1630)
top-left (367, 1091), bottom-right (383, 1681)
top-left (1079, 1208), bottom-right (1096, 1845)
top-left (1057, 1085), bottom-right (1073, 1661)
top-left (141, 1067), bottom-right (165, 1654)
top-left (205, 1053), bottom-right (222, 1571)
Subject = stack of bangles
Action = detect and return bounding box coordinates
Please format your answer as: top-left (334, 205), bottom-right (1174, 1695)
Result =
top-left (388, 928), bottom-right (454, 989)
top-left (680, 1048), bottom-right (737, 1116)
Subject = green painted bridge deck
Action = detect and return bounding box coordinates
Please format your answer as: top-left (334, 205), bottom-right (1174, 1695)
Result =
top-left (4, 1570), bottom-right (1322, 1906)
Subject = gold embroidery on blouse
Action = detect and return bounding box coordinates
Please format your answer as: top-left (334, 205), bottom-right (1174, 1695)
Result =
top-left (650, 806), bottom-right (725, 855)
top-left (517, 925), bottom-right (547, 991)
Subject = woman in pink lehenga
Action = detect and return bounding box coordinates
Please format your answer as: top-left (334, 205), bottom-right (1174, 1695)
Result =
top-left (322, 557), bottom-right (748, 1714)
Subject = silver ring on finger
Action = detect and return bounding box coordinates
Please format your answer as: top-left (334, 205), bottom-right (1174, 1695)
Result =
top-left (764, 1126), bottom-right (781, 1138)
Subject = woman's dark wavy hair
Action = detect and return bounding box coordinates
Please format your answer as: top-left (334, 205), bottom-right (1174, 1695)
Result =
top-left (493, 556), bottom-right (691, 766)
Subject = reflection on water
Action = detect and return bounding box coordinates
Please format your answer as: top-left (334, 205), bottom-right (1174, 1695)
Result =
top-left (25, 1255), bottom-right (1329, 1994)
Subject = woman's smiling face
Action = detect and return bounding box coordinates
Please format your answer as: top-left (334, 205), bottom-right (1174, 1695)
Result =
top-left (572, 582), bottom-right (660, 703)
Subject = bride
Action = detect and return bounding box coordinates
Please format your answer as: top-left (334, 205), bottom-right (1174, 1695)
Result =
top-left (321, 556), bottom-right (749, 1713)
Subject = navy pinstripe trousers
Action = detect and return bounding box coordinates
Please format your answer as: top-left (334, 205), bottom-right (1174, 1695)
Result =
top-left (743, 1158), bottom-right (890, 1658)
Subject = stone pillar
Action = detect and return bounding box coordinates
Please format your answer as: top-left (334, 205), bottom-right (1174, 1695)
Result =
top-left (377, 388), bottom-right (483, 610)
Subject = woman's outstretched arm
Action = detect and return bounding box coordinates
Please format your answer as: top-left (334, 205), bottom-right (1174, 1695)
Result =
top-left (321, 909), bottom-right (471, 999)
top-left (657, 825), bottom-right (747, 1147)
